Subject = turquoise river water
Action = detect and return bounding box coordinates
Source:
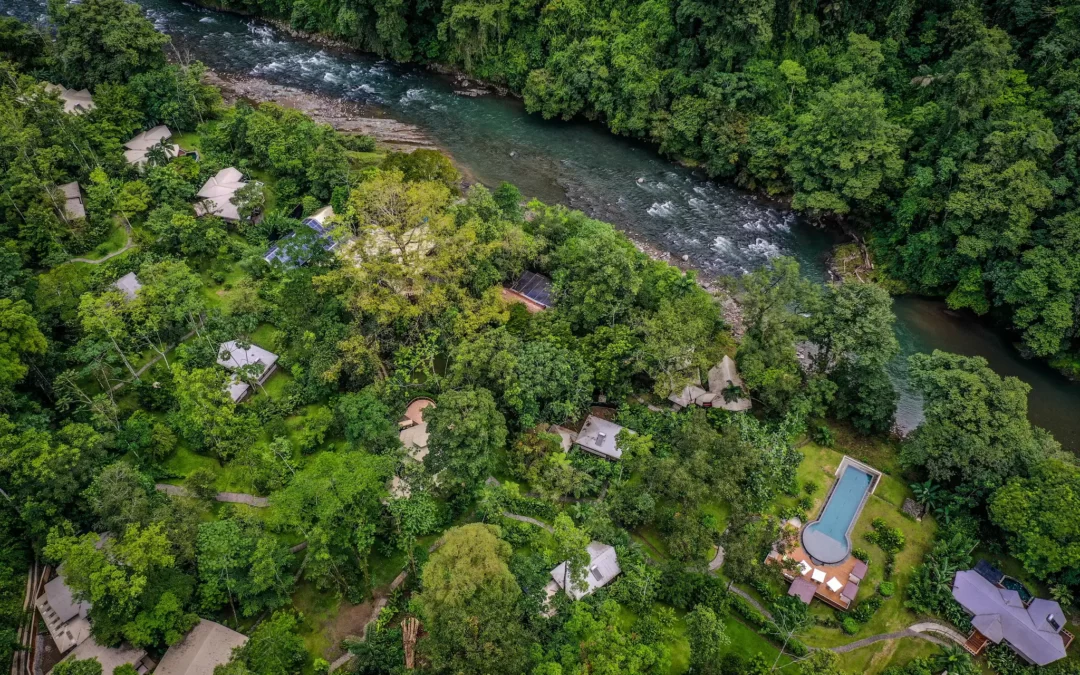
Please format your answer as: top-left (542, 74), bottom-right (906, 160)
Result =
top-left (7, 0), bottom-right (1080, 449)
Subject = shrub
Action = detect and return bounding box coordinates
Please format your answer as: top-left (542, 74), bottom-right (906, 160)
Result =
top-left (852, 548), bottom-right (871, 563)
top-left (878, 581), bottom-right (895, 597)
top-left (811, 424), bottom-right (834, 447)
top-left (865, 517), bottom-right (906, 554)
top-left (803, 480), bottom-right (820, 495)
top-left (883, 552), bottom-right (895, 580)
top-left (851, 595), bottom-right (883, 623)
top-left (779, 505), bottom-right (806, 522)
top-left (730, 595), bottom-right (768, 629)
top-left (798, 496), bottom-right (814, 511)
top-left (841, 617), bottom-right (860, 635)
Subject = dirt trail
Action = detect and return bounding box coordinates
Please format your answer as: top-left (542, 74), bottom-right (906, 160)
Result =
top-left (69, 222), bottom-right (133, 264)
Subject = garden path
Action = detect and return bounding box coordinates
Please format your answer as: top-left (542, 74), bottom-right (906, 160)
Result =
top-left (69, 221), bottom-right (133, 264)
top-left (154, 483), bottom-right (270, 507)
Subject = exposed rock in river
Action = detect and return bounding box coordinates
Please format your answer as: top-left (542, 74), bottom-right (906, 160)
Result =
top-left (204, 70), bottom-right (435, 151)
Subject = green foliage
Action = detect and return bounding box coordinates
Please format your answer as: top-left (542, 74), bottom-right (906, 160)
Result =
top-left (47, 0), bottom-right (168, 88)
top-left (415, 524), bottom-right (528, 674)
top-left (45, 523), bottom-right (198, 648)
top-left (336, 387), bottom-right (400, 453)
top-left (0, 299), bottom-right (47, 393)
top-left (52, 659), bottom-right (102, 675)
top-left (426, 387), bottom-right (507, 488)
top-left (381, 149), bottom-right (460, 191)
top-left (169, 364), bottom-right (257, 461)
top-left (878, 580), bottom-right (895, 597)
top-left (196, 512), bottom-right (295, 617)
top-left (269, 451), bottom-right (392, 598)
top-left (989, 459), bottom-right (1080, 580)
top-left (223, 611), bottom-right (309, 675)
top-left (864, 517), bottom-right (906, 554)
top-left (901, 351), bottom-right (1054, 499)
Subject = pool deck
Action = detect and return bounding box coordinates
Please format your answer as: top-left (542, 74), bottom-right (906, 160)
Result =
top-left (767, 548), bottom-right (862, 610)
top-left (801, 456), bottom-right (883, 564)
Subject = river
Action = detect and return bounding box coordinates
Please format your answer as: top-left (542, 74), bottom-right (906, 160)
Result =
top-left (8, 0), bottom-right (1080, 449)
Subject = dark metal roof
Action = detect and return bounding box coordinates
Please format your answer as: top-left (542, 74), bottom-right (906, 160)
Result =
top-left (510, 270), bottom-right (553, 307)
top-left (975, 560), bottom-right (1004, 585)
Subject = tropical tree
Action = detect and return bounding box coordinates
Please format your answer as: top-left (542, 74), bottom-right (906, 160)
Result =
top-left (414, 524), bottom-right (529, 674)
top-left (426, 387), bottom-right (507, 488)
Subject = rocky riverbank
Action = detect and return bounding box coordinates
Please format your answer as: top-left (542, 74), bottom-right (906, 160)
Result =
top-left (204, 70), bottom-right (435, 151)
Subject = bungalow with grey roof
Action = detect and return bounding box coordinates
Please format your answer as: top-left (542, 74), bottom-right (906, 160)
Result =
top-left (545, 541), bottom-right (621, 603)
top-left (154, 620), bottom-right (247, 675)
top-left (264, 205), bottom-right (341, 266)
top-left (37, 566), bottom-right (154, 675)
top-left (57, 182), bottom-right (85, 221)
top-left (124, 125), bottom-right (181, 167)
top-left (668, 355), bottom-right (752, 411)
top-left (217, 341), bottom-right (278, 402)
top-left (952, 569), bottom-right (1073, 665)
top-left (114, 272), bottom-right (142, 301)
top-left (194, 167), bottom-right (248, 222)
top-left (575, 415), bottom-right (633, 460)
top-left (44, 83), bottom-right (95, 114)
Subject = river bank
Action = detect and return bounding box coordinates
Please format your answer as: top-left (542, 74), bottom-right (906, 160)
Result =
top-left (13, 0), bottom-right (1076, 446)
top-left (203, 66), bottom-right (750, 333)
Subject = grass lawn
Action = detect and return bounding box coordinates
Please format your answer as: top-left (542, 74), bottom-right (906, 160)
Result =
top-left (81, 223), bottom-right (129, 259)
top-left (834, 635), bottom-right (942, 673)
top-left (160, 444), bottom-right (256, 493)
top-left (199, 263), bottom-right (251, 312)
top-left (349, 150), bottom-right (385, 171)
top-left (173, 131), bottom-right (203, 152)
top-left (775, 442), bottom-right (938, 654)
top-left (292, 580), bottom-right (341, 661)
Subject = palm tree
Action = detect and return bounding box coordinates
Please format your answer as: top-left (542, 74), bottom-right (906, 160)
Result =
top-left (910, 479), bottom-right (941, 512)
top-left (930, 645), bottom-right (977, 675)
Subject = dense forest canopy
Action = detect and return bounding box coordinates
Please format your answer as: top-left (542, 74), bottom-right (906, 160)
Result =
top-left (1, 1), bottom-right (1080, 674)
top-left (196, 0), bottom-right (1080, 370)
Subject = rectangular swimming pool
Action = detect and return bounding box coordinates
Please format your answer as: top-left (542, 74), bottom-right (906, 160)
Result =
top-left (801, 463), bottom-right (874, 564)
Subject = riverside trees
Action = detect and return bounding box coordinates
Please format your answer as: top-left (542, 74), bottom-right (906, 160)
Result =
top-left (4, 5), bottom-right (1080, 674)
top-left (200, 0), bottom-right (1080, 373)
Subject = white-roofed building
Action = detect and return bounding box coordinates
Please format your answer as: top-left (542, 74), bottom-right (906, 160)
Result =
top-left (49, 638), bottom-right (150, 675)
top-left (575, 415), bottom-right (634, 460)
top-left (707, 356), bottom-right (752, 411)
top-left (217, 340), bottom-right (278, 402)
top-left (114, 272), bottom-right (142, 301)
top-left (57, 182), bottom-right (86, 220)
top-left (36, 575), bottom-right (91, 654)
top-left (44, 83), bottom-right (95, 114)
top-left (155, 620), bottom-right (247, 675)
top-left (194, 167), bottom-right (248, 222)
top-left (123, 125), bottom-right (180, 166)
top-left (547, 541), bottom-right (621, 601)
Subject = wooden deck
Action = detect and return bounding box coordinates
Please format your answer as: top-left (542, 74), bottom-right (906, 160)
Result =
top-left (767, 547), bottom-right (859, 610)
top-left (963, 629), bottom-right (991, 655)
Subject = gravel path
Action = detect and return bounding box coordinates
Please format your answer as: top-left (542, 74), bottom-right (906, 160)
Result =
top-left (502, 512), bottom-right (555, 533)
top-left (69, 222), bottom-right (132, 264)
top-left (727, 584), bottom-right (776, 621)
top-left (154, 483), bottom-right (269, 507)
top-left (831, 621), bottom-right (965, 653)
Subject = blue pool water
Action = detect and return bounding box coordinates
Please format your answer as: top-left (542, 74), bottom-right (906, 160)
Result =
top-left (802, 467), bottom-right (873, 564)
